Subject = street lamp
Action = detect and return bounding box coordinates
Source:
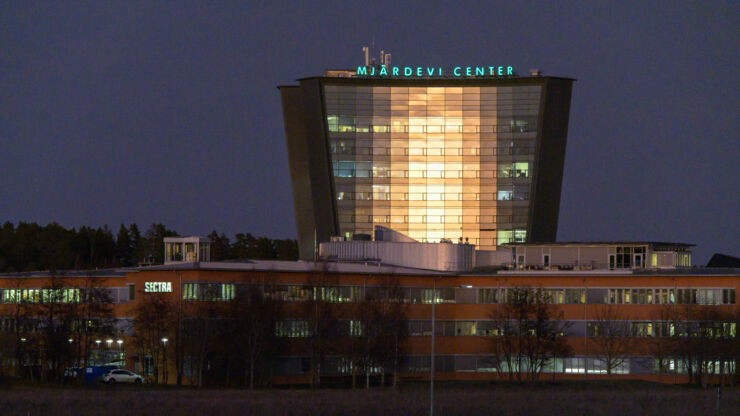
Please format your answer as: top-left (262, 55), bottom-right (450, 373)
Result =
top-left (68, 338), bottom-right (73, 344)
top-left (430, 277), bottom-right (440, 416)
top-left (161, 338), bottom-right (169, 384)
top-left (106, 339), bottom-right (113, 349)
top-left (95, 339), bottom-right (101, 348)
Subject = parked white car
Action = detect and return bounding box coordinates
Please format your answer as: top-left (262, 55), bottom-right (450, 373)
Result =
top-left (103, 369), bottom-right (144, 384)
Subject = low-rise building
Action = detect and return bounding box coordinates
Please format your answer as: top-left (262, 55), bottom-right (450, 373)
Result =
top-left (0, 241), bottom-right (737, 386)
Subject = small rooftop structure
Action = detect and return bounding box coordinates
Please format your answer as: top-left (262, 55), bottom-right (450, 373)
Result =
top-left (501, 241), bottom-right (694, 271)
top-left (321, 227), bottom-right (474, 272)
top-left (164, 236), bottom-right (211, 264)
top-left (706, 253), bottom-right (740, 268)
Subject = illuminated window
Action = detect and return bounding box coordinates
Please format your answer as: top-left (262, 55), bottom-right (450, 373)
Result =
top-left (497, 230), bottom-right (526, 244)
top-left (497, 190), bottom-right (512, 201)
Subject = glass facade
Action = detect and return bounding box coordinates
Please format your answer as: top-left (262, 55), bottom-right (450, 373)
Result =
top-left (324, 84), bottom-right (541, 249)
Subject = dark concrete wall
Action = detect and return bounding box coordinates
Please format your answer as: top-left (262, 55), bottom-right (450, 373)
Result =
top-left (279, 81), bottom-right (338, 260)
top-left (528, 78), bottom-right (574, 242)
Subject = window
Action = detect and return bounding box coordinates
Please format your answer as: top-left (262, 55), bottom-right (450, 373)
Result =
top-left (456, 321), bottom-right (477, 336)
top-left (478, 288), bottom-right (499, 304)
top-left (332, 161), bottom-right (355, 178)
top-left (498, 162), bottom-right (529, 178)
top-left (616, 246), bottom-right (633, 268)
top-left (497, 230), bottom-right (526, 244)
top-left (183, 283), bottom-right (198, 300)
top-left (349, 320), bottom-right (363, 337)
top-left (565, 289), bottom-right (585, 304)
top-left (632, 322), bottom-right (653, 337)
top-left (276, 320), bottom-right (311, 338)
top-left (497, 190), bottom-right (512, 201)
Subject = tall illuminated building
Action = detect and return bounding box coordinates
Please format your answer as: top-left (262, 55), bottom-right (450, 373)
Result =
top-left (280, 58), bottom-right (574, 260)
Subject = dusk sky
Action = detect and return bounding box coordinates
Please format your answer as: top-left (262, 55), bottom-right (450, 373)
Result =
top-left (1, 1), bottom-right (738, 263)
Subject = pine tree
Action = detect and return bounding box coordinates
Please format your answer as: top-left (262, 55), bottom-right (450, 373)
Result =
top-left (129, 223), bottom-right (143, 265)
top-left (116, 225), bottom-right (133, 266)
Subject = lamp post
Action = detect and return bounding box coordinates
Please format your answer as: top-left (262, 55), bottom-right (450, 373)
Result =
top-left (430, 277), bottom-right (438, 416)
top-left (117, 339), bottom-right (124, 367)
top-left (162, 338), bottom-right (168, 384)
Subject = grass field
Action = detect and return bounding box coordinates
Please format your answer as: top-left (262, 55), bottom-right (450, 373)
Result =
top-left (0, 382), bottom-right (737, 415)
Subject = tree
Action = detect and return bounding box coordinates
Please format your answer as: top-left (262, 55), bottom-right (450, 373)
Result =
top-left (364, 276), bottom-right (408, 388)
top-left (589, 305), bottom-right (634, 376)
top-left (0, 221), bottom-right (299, 270)
top-left (303, 263), bottom-right (339, 388)
top-left (115, 225), bottom-right (134, 267)
top-left (490, 287), bottom-right (572, 381)
top-left (128, 224), bottom-right (143, 265)
top-left (671, 304), bottom-right (736, 386)
top-left (206, 231), bottom-right (231, 261)
top-left (181, 288), bottom-right (224, 387)
top-left (339, 298), bottom-right (373, 389)
top-left (0, 278), bottom-right (32, 379)
top-left (73, 273), bottom-right (117, 368)
top-left (223, 285), bottom-right (283, 389)
top-left (141, 224), bottom-right (178, 265)
top-left (0, 222), bottom-right (15, 271)
top-left (34, 273), bottom-right (78, 382)
top-left (645, 305), bottom-right (676, 382)
top-left (274, 239), bottom-right (299, 260)
top-left (131, 293), bottom-right (175, 384)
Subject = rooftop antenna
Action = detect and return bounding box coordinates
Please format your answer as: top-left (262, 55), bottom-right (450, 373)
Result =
top-left (370, 35), bottom-right (376, 65)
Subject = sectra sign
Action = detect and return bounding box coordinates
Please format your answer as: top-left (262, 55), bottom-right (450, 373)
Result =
top-left (144, 281), bottom-right (172, 293)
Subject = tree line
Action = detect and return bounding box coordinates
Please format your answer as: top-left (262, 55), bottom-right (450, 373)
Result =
top-left (0, 222), bottom-right (298, 272)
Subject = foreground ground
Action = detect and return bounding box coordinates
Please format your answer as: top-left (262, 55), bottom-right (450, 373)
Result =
top-left (0, 381), bottom-right (738, 415)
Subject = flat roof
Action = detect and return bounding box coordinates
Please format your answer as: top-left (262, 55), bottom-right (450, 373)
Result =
top-left (282, 75), bottom-right (575, 86)
top-left (0, 268), bottom-right (132, 279)
top-left (505, 241), bottom-right (695, 248)
top-left (134, 260), bottom-right (458, 276)
top-left (2, 261), bottom-right (737, 279)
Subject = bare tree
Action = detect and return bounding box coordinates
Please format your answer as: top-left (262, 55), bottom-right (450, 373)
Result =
top-left (1, 278), bottom-right (31, 379)
top-left (672, 305), bottom-right (736, 386)
top-left (224, 284), bottom-right (283, 389)
top-left (366, 276), bottom-right (408, 388)
top-left (34, 273), bottom-right (79, 383)
top-left (131, 293), bottom-right (175, 384)
top-left (490, 287), bottom-right (571, 381)
top-left (73, 273), bottom-right (116, 368)
top-left (645, 305), bottom-right (677, 382)
top-left (303, 262), bottom-right (339, 388)
top-left (588, 305), bottom-right (634, 377)
top-left (181, 294), bottom-right (223, 387)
